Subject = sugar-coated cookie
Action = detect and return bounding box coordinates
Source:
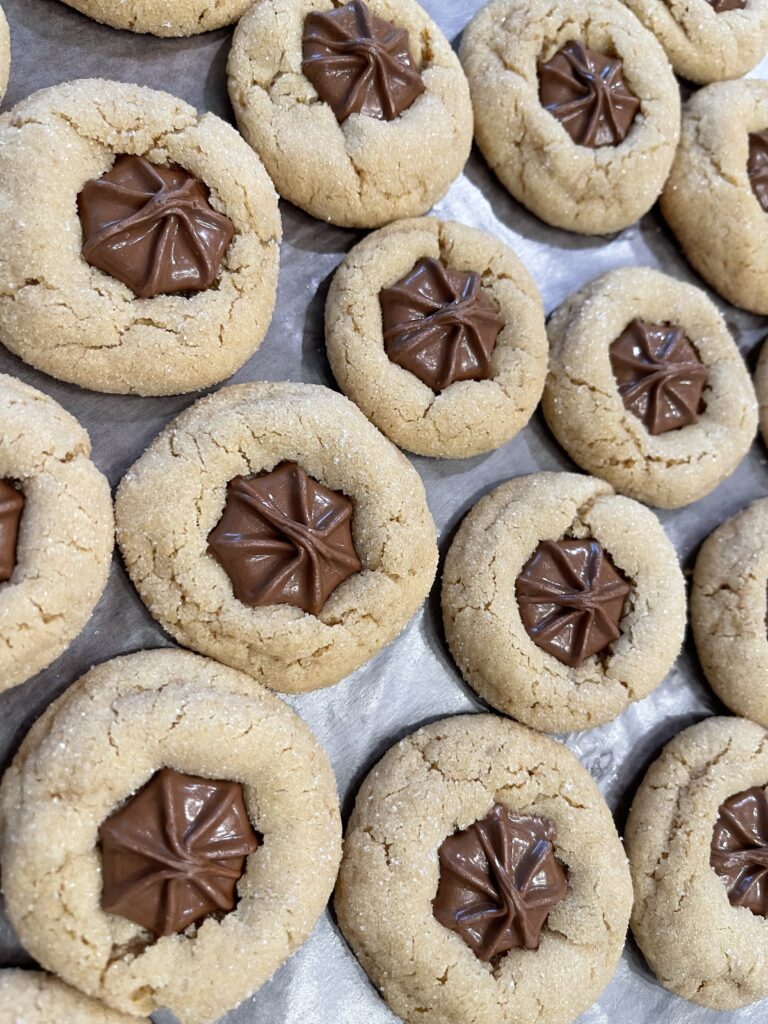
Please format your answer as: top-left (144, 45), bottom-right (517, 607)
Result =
top-left (0, 970), bottom-right (143, 1024)
top-left (460, 0), bottom-right (680, 235)
top-left (621, 0), bottom-right (768, 85)
top-left (228, 0), bottom-right (473, 228)
top-left (0, 373), bottom-right (113, 693)
top-left (442, 472), bottom-right (686, 733)
top-left (325, 217), bottom-right (547, 458)
top-left (662, 79), bottom-right (768, 315)
top-left (627, 716), bottom-right (768, 1009)
top-left (0, 649), bottom-right (341, 1024)
top-left (692, 498), bottom-right (768, 726)
top-left (116, 381), bottom-right (437, 693)
top-left (543, 267), bottom-right (757, 508)
top-left (0, 79), bottom-right (280, 395)
top-left (58, 0), bottom-right (253, 35)
top-left (336, 714), bottom-right (633, 1024)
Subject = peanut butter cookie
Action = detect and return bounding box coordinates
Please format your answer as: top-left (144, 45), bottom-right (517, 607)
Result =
top-left (0, 373), bottom-right (113, 693)
top-left (460, 0), bottom-right (680, 235)
top-left (442, 472), bottom-right (686, 733)
top-left (0, 649), bottom-right (342, 1024)
top-left (58, 0), bottom-right (253, 35)
top-left (325, 217), bottom-right (547, 458)
top-left (115, 381), bottom-right (437, 693)
top-left (336, 714), bottom-right (633, 1024)
top-left (0, 79), bottom-right (280, 395)
top-left (227, 0), bottom-right (473, 228)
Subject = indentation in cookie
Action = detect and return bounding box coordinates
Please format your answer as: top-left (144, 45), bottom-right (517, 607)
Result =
top-left (78, 155), bottom-right (235, 299)
top-left (0, 479), bottom-right (24, 584)
top-left (207, 461), bottom-right (362, 616)
top-left (99, 767), bottom-right (260, 937)
top-left (515, 538), bottom-right (631, 667)
top-left (302, 0), bottom-right (425, 123)
top-left (609, 319), bottom-right (709, 435)
top-left (538, 41), bottom-right (640, 148)
top-left (432, 803), bottom-right (568, 960)
top-left (380, 256), bottom-right (504, 392)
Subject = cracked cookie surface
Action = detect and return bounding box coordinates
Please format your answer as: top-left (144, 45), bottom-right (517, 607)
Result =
top-left (662, 79), bottom-right (768, 315)
top-left (227, 0), bottom-right (473, 229)
top-left (621, 0), bottom-right (768, 84)
top-left (0, 79), bottom-right (281, 395)
top-left (0, 372), bottom-right (113, 693)
top-left (325, 217), bottom-right (547, 458)
top-left (441, 472), bottom-right (685, 733)
top-left (626, 716), bottom-right (768, 1009)
top-left (0, 970), bottom-right (142, 1024)
top-left (57, 0), bottom-right (254, 36)
top-left (543, 267), bottom-right (757, 508)
top-left (459, 0), bottom-right (680, 236)
top-left (692, 498), bottom-right (768, 726)
top-left (0, 648), bottom-right (342, 1024)
top-left (115, 381), bottom-right (438, 692)
top-left (335, 713), bottom-right (632, 1024)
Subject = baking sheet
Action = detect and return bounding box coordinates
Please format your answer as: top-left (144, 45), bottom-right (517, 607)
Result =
top-left (1, 1), bottom-right (767, 1021)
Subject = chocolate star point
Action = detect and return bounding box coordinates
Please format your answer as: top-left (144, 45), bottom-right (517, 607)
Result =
top-left (99, 767), bottom-right (260, 937)
top-left (708, 0), bottom-right (746, 11)
top-left (610, 319), bottom-right (709, 436)
top-left (539, 41), bottom-right (640, 148)
top-left (78, 154), bottom-right (235, 299)
top-left (302, 0), bottom-right (425, 123)
top-left (380, 257), bottom-right (504, 392)
top-left (207, 462), bottom-right (361, 616)
top-left (433, 804), bottom-right (568, 960)
top-left (516, 538), bottom-right (631, 668)
top-left (0, 480), bottom-right (24, 584)
top-left (748, 131), bottom-right (768, 213)
top-left (711, 787), bottom-right (768, 917)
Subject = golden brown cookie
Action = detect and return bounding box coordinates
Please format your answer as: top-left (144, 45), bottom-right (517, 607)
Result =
top-left (627, 716), bottom-right (768, 1009)
top-left (115, 381), bottom-right (438, 693)
top-left (692, 498), bottom-right (768, 726)
top-left (227, 0), bottom-right (473, 228)
top-left (543, 267), bottom-right (757, 508)
top-left (0, 79), bottom-right (280, 395)
top-left (460, 0), bottom-right (680, 235)
top-left (0, 373), bottom-right (113, 693)
top-left (662, 79), bottom-right (768, 315)
top-left (442, 472), bottom-right (686, 733)
top-left (325, 217), bottom-right (547, 458)
top-left (336, 714), bottom-right (633, 1024)
top-left (0, 649), bottom-right (342, 1024)
top-left (57, 0), bottom-right (253, 35)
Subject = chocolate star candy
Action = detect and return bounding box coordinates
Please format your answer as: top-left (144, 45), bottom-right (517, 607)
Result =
top-left (207, 462), bottom-right (362, 616)
top-left (433, 804), bottom-right (568, 960)
top-left (538, 41), bottom-right (640, 148)
top-left (516, 539), bottom-right (631, 668)
top-left (0, 480), bottom-right (24, 584)
top-left (610, 319), bottom-right (710, 436)
top-left (302, 0), bottom-right (425, 123)
top-left (99, 767), bottom-right (260, 937)
top-left (78, 154), bottom-right (235, 299)
top-left (380, 257), bottom-right (504, 392)
top-left (711, 787), bottom-right (768, 916)
top-left (708, 0), bottom-right (746, 10)
top-left (748, 131), bottom-right (768, 213)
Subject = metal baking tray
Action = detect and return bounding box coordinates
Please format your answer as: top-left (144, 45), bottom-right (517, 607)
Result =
top-left (1, 2), bottom-right (767, 1022)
